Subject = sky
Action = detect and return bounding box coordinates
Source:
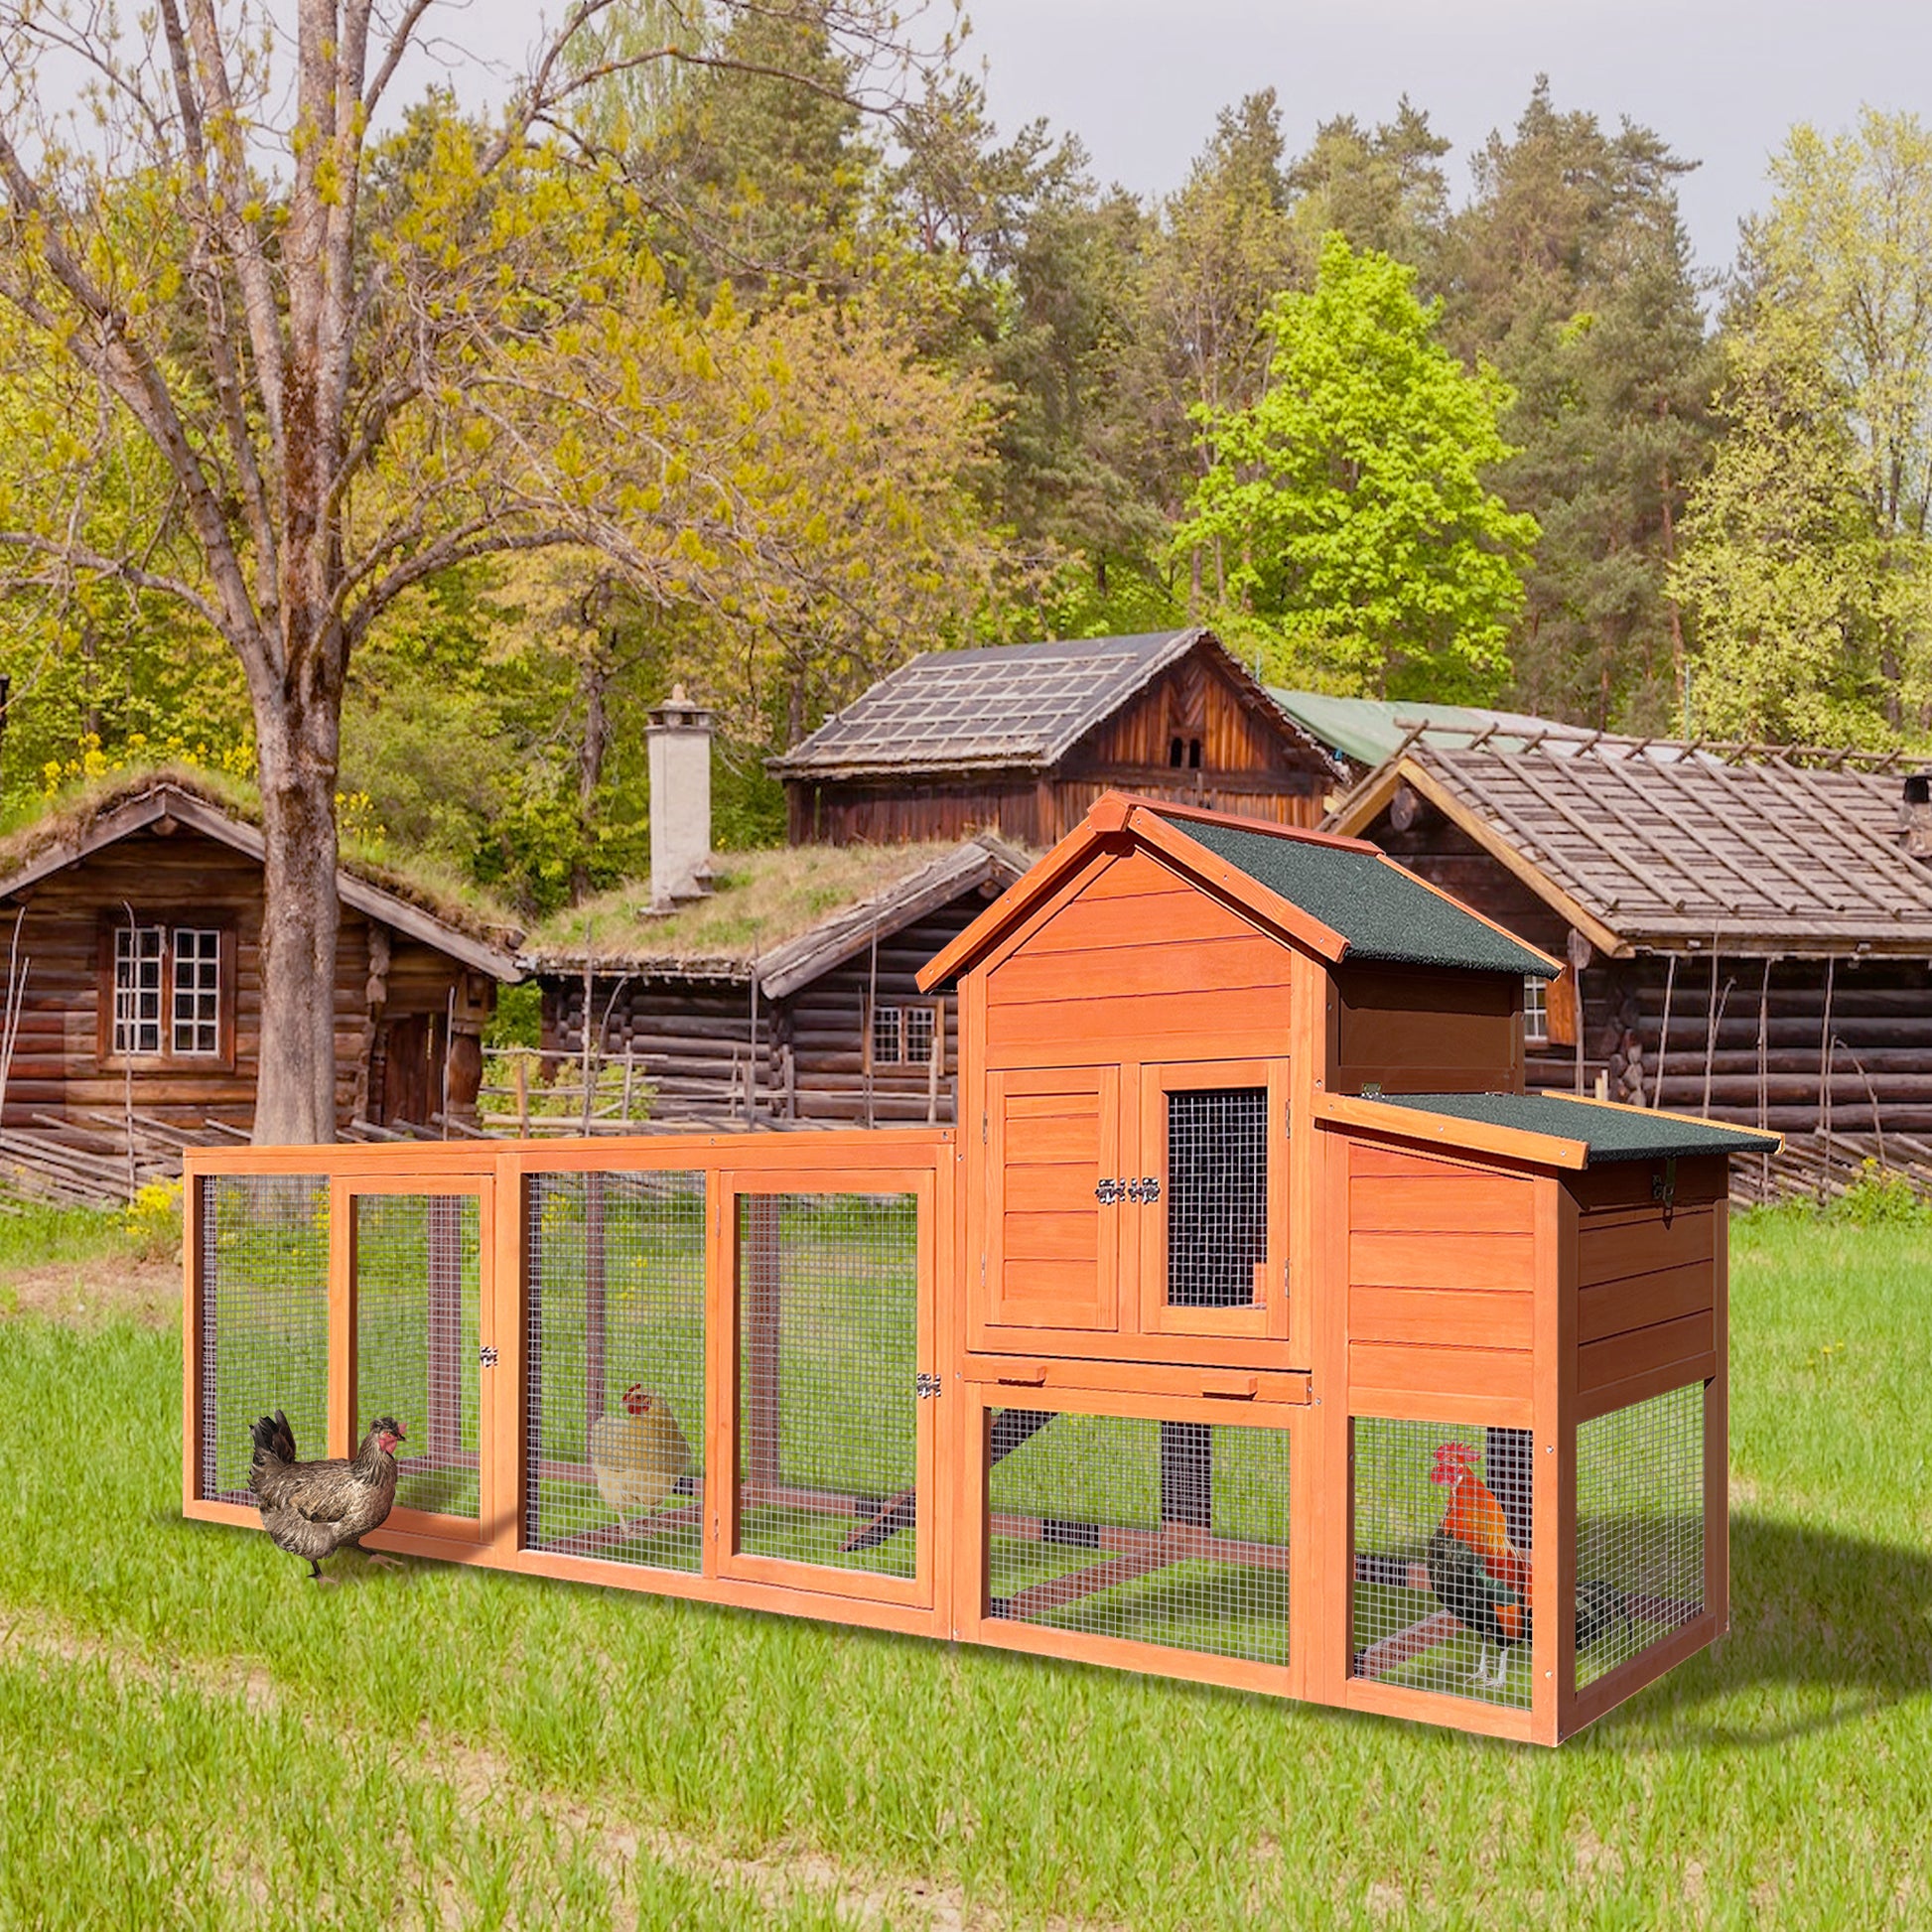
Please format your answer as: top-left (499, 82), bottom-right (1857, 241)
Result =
top-left (936, 0), bottom-right (1932, 280)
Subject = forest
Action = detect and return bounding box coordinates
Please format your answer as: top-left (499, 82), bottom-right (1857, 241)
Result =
top-left (2, 1), bottom-right (1931, 930)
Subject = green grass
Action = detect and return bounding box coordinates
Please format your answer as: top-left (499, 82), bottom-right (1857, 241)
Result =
top-left (1, 1207), bottom-right (1929, 1926)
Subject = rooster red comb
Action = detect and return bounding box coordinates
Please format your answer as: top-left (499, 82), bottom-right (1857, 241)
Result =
top-left (1430, 1442), bottom-right (1477, 1485)
top-left (622, 1384), bottom-right (648, 1416)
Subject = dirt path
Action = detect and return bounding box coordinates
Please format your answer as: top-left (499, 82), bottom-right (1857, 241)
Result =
top-left (0, 1253), bottom-right (179, 1327)
top-left (0, 1600), bottom-right (1084, 1932)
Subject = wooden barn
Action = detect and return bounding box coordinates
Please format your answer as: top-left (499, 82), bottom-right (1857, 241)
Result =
top-left (530, 835), bottom-right (1029, 1127)
top-left (769, 628), bottom-right (1337, 847)
top-left (186, 789), bottom-right (1776, 1744)
top-left (0, 776), bottom-right (520, 1138)
top-left (1325, 734), bottom-right (1932, 1136)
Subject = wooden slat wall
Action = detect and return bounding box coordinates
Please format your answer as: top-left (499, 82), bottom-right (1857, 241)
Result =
top-left (981, 850), bottom-right (1294, 1068)
top-left (0, 828), bottom-right (423, 1134)
top-left (1344, 1140), bottom-right (1537, 1420)
top-left (1573, 1194), bottom-right (1717, 1417)
top-left (1329, 962), bottom-right (1524, 1096)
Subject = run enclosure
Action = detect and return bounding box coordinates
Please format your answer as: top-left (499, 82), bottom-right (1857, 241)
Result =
top-left (183, 793), bottom-right (1774, 1744)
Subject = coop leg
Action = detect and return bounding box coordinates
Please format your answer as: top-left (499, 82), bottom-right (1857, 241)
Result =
top-left (1159, 1421), bottom-right (1212, 1530)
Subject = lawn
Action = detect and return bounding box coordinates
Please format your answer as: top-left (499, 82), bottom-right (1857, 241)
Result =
top-left (0, 1202), bottom-right (1927, 1928)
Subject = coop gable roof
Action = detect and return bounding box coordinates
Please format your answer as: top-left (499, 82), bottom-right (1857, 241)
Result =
top-left (770, 629), bottom-right (1333, 780)
top-left (918, 793), bottom-right (1559, 992)
top-left (1321, 1089), bottom-right (1780, 1170)
top-left (0, 775), bottom-right (522, 979)
top-left (1327, 736), bottom-right (1932, 956)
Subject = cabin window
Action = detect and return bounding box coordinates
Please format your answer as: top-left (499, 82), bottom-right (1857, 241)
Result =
top-left (1523, 974), bottom-right (1550, 1046)
top-left (867, 1000), bottom-right (942, 1067)
top-left (1169, 736), bottom-right (1184, 767)
top-left (172, 927), bottom-right (223, 1054)
top-left (1188, 737), bottom-right (1202, 769)
top-left (112, 925), bottom-right (165, 1055)
top-left (1166, 1085), bottom-right (1268, 1308)
top-left (102, 919), bottom-right (230, 1064)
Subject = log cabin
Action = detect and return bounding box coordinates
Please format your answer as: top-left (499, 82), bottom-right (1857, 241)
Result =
top-left (1325, 734), bottom-right (1932, 1134)
top-left (530, 834), bottom-right (1030, 1127)
top-left (0, 774), bottom-right (521, 1137)
top-left (769, 628), bottom-right (1338, 847)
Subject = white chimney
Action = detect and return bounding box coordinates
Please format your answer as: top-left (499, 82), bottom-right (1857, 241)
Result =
top-left (1902, 772), bottom-right (1932, 859)
top-left (647, 685), bottom-right (716, 911)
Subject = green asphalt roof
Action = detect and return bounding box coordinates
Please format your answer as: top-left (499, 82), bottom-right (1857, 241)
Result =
top-left (1163, 813), bottom-right (1555, 978)
top-left (1376, 1091), bottom-right (1780, 1164)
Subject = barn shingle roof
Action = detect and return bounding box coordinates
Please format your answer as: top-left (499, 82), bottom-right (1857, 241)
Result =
top-left (770, 630), bottom-right (1332, 779)
top-left (1329, 735), bottom-right (1932, 955)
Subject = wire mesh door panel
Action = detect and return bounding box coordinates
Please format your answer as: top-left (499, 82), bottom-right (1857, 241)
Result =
top-left (985, 1402), bottom-right (1293, 1670)
top-left (349, 1183), bottom-right (487, 1536)
top-left (525, 1170), bottom-right (707, 1572)
top-left (1137, 1059), bottom-right (1288, 1340)
top-left (725, 1173), bottom-right (933, 1605)
top-left (195, 1173), bottom-right (332, 1504)
top-left (1575, 1381), bottom-right (1707, 1692)
top-left (1350, 1417), bottom-right (1538, 1711)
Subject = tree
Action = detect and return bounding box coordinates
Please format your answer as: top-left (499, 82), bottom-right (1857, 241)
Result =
top-left (0, 0), bottom-right (941, 1141)
top-left (1173, 233), bottom-right (1536, 699)
top-left (1436, 80), bottom-right (1716, 728)
top-left (1286, 99), bottom-right (1449, 271)
top-left (1692, 108), bottom-right (1932, 732)
top-left (1670, 345), bottom-right (1901, 742)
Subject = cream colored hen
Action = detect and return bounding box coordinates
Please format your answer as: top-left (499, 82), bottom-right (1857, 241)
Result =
top-left (589, 1383), bottom-right (692, 1533)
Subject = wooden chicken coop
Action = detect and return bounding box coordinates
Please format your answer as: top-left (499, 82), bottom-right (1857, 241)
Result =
top-left (183, 792), bottom-right (1775, 1744)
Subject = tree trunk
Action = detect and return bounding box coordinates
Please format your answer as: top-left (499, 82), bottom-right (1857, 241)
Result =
top-left (252, 705), bottom-right (343, 1144)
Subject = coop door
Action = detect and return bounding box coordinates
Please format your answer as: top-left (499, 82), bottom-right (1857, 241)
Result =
top-left (720, 1169), bottom-right (937, 1608)
top-left (1135, 1060), bottom-right (1290, 1341)
top-left (982, 1065), bottom-right (1121, 1335)
top-left (339, 1177), bottom-right (498, 1546)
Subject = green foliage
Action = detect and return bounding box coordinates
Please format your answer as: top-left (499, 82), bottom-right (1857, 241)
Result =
top-left (1827, 1159), bottom-right (1930, 1225)
top-left (1435, 81), bottom-right (1716, 730)
top-left (1175, 234), bottom-right (1536, 698)
top-left (1678, 109), bottom-right (1932, 739)
top-left (483, 981), bottom-right (543, 1050)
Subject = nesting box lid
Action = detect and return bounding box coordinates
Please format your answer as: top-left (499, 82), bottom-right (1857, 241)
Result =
top-left (918, 791), bottom-right (1561, 992)
top-left (1324, 1088), bottom-right (1782, 1170)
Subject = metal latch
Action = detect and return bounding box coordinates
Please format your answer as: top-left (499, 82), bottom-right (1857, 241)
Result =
top-left (914, 1373), bottom-right (943, 1399)
top-left (1651, 1157), bottom-right (1678, 1207)
top-left (1095, 1175), bottom-right (1161, 1203)
top-left (479, 1345), bottom-right (499, 1368)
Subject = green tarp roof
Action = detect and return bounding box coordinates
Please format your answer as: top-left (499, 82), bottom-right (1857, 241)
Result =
top-left (1267, 689), bottom-right (1593, 767)
top-left (1375, 1091), bottom-right (1780, 1164)
top-left (1162, 813), bottom-right (1555, 978)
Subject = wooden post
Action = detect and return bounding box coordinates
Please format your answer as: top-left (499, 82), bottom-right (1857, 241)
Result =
top-left (926, 1001), bottom-right (942, 1125)
top-left (1818, 957), bottom-right (1836, 1198)
top-left (621, 1044), bottom-right (634, 1123)
top-left (427, 1193), bottom-right (462, 1463)
top-left (585, 1171), bottom-right (607, 1446)
top-left (1651, 956), bottom-right (1676, 1110)
top-left (744, 1193), bottom-right (781, 1493)
top-left (515, 1052), bottom-right (529, 1139)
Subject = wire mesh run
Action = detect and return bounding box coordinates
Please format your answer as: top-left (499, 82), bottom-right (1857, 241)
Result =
top-left (986, 1410), bottom-right (1292, 1664)
top-left (197, 1174), bottom-right (331, 1502)
top-left (736, 1192), bottom-right (919, 1580)
top-left (1576, 1381), bottom-right (1706, 1690)
top-left (1351, 1419), bottom-right (1536, 1709)
top-left (526, 1171), bottom-right (707, 1571)
top-left (1166, 1087), bottom-right (1268, 1308)
top-left (354, 1193), bottom-right (480, 1518)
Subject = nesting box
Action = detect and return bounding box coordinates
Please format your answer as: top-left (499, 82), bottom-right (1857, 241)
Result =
top-left (183, 791), bottom-right (1773, 1744)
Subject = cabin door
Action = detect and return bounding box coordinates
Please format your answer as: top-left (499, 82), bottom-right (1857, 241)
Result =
top-left (378, 1014), bottom-right (446, 1130)
top-left (717, 1166), bottom-right (938, 1609)
top-left (336, 1175), bottom-right (500, 1549)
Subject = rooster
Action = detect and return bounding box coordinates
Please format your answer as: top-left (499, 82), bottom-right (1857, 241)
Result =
top-left (1426, 1442), bottom-right (1624, 1689)
top-left (589, 1384), bottom-right (692, 1535)
top-left (248, 1410), bottom-right (406, 1582)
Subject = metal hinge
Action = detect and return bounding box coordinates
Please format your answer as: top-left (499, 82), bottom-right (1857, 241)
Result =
top-left (1284, 1098), bottom-right (1293, 1139)
top-left (1652, 1156), bottom-right (1678, 1207)
top-left (479, 1345), bottom-right (499, 1369)
top-left (914, 1373), bottom-right (943, 1399)
top-left (982, 1111), bottom-right (988, 1145)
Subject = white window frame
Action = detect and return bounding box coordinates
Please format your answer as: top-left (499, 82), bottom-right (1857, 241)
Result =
top-left (1523, 972), bottom-right (1550, 1046)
